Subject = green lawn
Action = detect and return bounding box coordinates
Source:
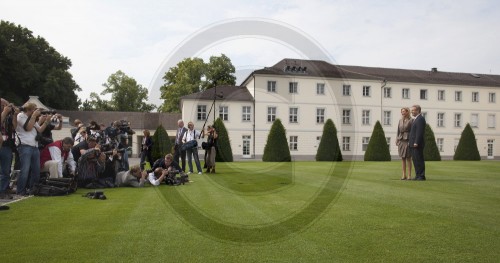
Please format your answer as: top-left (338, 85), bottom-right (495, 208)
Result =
top-left (1, 161), bottom-right (499, 262)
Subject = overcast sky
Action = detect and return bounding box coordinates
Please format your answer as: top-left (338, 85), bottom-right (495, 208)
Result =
top-left (2, 0), bottom-right (500, 106)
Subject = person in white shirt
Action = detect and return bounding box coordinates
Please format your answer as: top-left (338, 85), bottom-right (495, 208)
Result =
top-left (146, 167), bottom-right (168, 186)
top-left (40, 137), bottom-right (76, 178)
top-left (16, 102), bottom-right (50, 195)
top-left (182, 121), bottom-right (202, 174)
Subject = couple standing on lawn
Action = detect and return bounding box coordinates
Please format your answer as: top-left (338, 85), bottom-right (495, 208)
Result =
top-left (396, 105), bottom-right (427, 181)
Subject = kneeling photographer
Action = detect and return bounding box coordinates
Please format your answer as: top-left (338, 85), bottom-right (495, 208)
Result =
top-left (149, 153), bottom-right (189, 185)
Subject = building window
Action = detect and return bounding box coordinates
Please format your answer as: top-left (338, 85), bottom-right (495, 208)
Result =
top-left (267, 107), bottom-right (276, 122)
top-left (487, 114), bottom-right (496, 128)
top-left (242, 106), bottom-right (251, 122)
top-left (383, 111), bottom-right (392, 126)
top-left (289, 82), bottom-right (298, 94)
top-left (289, 136), bottom-right (298, 151)
top-left (197, 105), bottom-right (207, 121)
top-left (420, 89), bottom-right (428, 100)
top-left (402, 88), bottom-right (410, 99)
top-left (437, 138), bottom-right (444, 152)
top-left (219, 106), bottom-right (228, 121)
top-left (342, 109), bottom-right (351, 124)
top-left (383, 87), bottom-right (392, 98)
top-left (316, 83), bottom-right (325, 95)
top-left (422, 112), bottom-right (427, 120)
top-left (362, 137), bottom-right (370, 151)
top-left (267, 81), bottom-right (276, 92)
top-left (472, 92), bottom-right (479, 102)
top-left (437, 113), bottom-right (445, 127)
top-left (489, 92), bottom-right (496, 103)
top-left (343, 85), bottom-right (351, 96)
top-left (455, 91), bottom-right (462, 101)
top-left (386, 137), bottom-right (391, 151)
top-left (471, 113), bottom-right (479, 128)
top-left (289, 107), bottom-right (298, 123)
top-left (362, 86), bottom-right (371, 97)
top-left (362, 110), bottom-right (370, 125)
top-left (342, 137), bottom-right (351, 151)
top-left (438, 90), bottom-right (445, 101)
top-left (454, 113), bottom-right (462, 127)
top-left (316, 108), bottom-right (325, 124)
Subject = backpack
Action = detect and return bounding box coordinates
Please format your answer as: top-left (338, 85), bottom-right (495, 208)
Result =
top-left (34, 184), bottom-right (71, 196)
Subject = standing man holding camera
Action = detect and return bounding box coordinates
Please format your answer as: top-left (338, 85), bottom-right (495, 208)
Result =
top-left (0, 98), bottom-right (19, 199)
top-left (182, 122), bottom-right (202, 174)
top-left (16, 102), bottom-right (50, 195)
top-left (174, 119), bottom-right (187, 172)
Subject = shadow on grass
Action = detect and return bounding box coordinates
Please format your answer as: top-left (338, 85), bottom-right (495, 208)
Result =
top-left (160, 162), bottom-right (352, 243)
top-left (208, 162), bottom-right (294, 194)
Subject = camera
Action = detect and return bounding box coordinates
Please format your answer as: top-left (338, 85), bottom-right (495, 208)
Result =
top-left (102, 148), bottom-right (126, 156)
top-left (9, 105), bottom-right (24, 112)
top-left (41, 110), bottom-right (57, 115)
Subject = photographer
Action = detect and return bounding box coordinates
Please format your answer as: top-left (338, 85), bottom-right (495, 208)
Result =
top-left (0, 98), bottom-right (19, 199)
top-left (140, 129), bottom-right (153, 171)
top-left (72, 136), bottom-right (100, 164)
top-left (182, 122), bottom-right (202, 174)
top-left (149, 153), bottom-right (187, 185)
top-left (40, 137), bottom-right (76, 178)
top-left (37, 110), bottom-right (62, 150)
top-left (76, 147), bottom-right (106, 188)
top-left (115, 165), bottom-right (147, 187)
top-left (203, 125), bottom-right (218, 174)
top-left (15, 102), bottom-right (51, 195)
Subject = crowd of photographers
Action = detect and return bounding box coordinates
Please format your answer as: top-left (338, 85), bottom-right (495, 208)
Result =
top-left (1, 99), bottom-right (218, 200)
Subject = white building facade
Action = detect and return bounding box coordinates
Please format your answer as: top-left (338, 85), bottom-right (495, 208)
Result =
top-left (181, 59), bottom-right (500, 160)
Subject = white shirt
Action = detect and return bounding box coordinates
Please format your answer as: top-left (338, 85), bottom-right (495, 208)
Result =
top-left (182, 129), bottom-right (200, 143)
top-left (48, 146), bottom-right (76, 177)
top-left (147, 172), bottom-right (162, 186)
top-left (16, 112), bottom-right (40, 147)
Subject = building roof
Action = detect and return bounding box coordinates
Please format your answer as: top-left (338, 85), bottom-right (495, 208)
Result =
top-left (57, 110), bottom-right (181, 130)
top-left (245, 59), bottom-right (500, 87)
top-left (181, 85), bottom-right (253, 101)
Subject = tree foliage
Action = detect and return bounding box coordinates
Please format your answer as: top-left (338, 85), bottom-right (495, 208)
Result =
top-left (316, 119), bottom-right (342, 161)
top-left (262, 119), bottom-right (291, 162)
top-left (213, 117), bottom-right (233, 162)
top-left (364, 121), bottom-right (391, 161)
top-left (424, 124), bottom-right (441, 161)
top-left (80, 70), bottom-right (155, 112)
top-left (159, 54), bottom-right (236, 113)
top-left (0, 20), bottom-right (81, 109)
top-left (454, 123), bottom-right (481, 161)
top-left (151, 125), bottom-right (172, 162)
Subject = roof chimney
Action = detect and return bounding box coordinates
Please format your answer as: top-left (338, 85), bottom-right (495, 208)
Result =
top-left (431, 67), bottom-right (438, 73)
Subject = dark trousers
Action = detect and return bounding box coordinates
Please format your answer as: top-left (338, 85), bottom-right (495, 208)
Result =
top-left (174, 145), bottom-right (186, 172)
top-left (412, 147), bottom-right (425, 178)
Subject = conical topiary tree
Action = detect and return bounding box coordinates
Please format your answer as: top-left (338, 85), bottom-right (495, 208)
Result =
top-left (262, 119), bottom-right (291, 162)
top-left (316, 119), bottom-right (342, 161)
top-left (151, 125), bottom-right (172, 162)
top-left (424, 124), bottom-right (441, 161)
top-left (213, 117), bottom-right (233, 162)
top-left (364, 121), bottom-right (391, 161)
top-left (454, 123), bottom-right (481, 160)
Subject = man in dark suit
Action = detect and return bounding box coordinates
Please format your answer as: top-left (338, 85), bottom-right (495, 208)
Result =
top-left (174, 119), bottom-right (187, 172)
top-left (409, 105), bottom-right (426, 180)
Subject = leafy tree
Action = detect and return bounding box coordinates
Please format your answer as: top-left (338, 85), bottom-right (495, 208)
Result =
top-left (454, 123), bottom-right (481, 160)
top-left (424, 124), bottom-right (441, 161)
top-left (80, 71), bottom-right (155, 112)
top-left (364, 121), bottom-right (391, 161)
top-left (159, 54), bottom-right (236, 112)
top-left (151, 125), bottom-right (172, 162)
top-left (213, 117), bottom-right (233, 162)
top-left (0, 20), bottom-right (81, 109)
top-left (316, 119), bottom-right (342, 161)
top-left (205, 54), bottom-right (236, 89)
top-left (262, 119), bottom-right (291, 162)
